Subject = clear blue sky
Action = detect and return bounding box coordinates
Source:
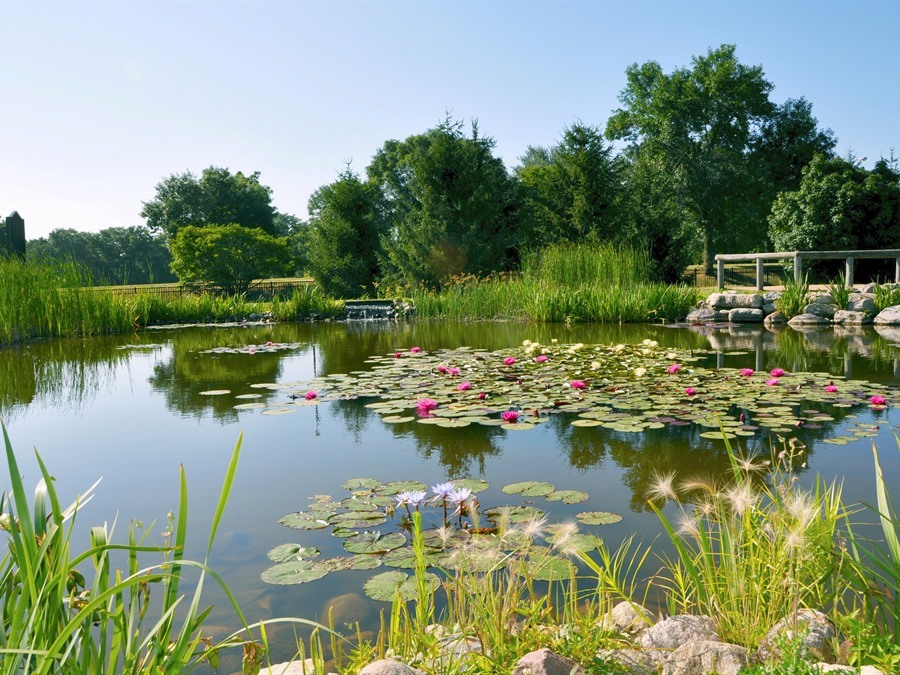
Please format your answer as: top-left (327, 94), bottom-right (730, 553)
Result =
top-left (2, 1), bottom-right (898, 240)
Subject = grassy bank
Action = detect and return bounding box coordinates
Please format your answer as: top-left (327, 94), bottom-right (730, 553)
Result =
top-left (410, 243), bottom-right (699, 323)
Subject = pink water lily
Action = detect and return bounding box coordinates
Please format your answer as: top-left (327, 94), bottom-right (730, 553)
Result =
top-left (684, 387), bottom-right (696, 397)
top-left (535, 355), bottom-right (549, 363)
top-left (457, 381), bottom-right (472, 391)
top-left (478, 392), bottom-right (487, 400)
top-left (870, 395), bottom-right (887, 406)
top-left (305, 390), bottom-right (317, 400)
top-left (410, 346), bottom-right (422, 353)
top-left (449, 367), bottom-right (460, 376)
top-left (765, 378), bottom-right (779, 387)
top-left (570, 380), bottom-right (587, 390)
top-left (416, 398), bottom-right (438, 414)
top-left (437, 365), bottom-right (448, 374)
top-left (824, 384), bottom-right (838, 393)
top-left (501, 410), bottom-right (520, 423)
top-left (265, 341), bottom-right (275, 347)
top-left (504, 357), bottom-right (516, 366)
top-left (770, 368), bottom-right (786, 378)
top-left (668, 364), bottom-right (681, 375)
top-left (394, 352), bottom-right (402, 359)
top-left (740, 368), bottom-right (754, 377)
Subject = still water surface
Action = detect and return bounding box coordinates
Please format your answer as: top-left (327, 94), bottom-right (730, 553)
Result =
top-left (2, 320), bottom-right (898, 666)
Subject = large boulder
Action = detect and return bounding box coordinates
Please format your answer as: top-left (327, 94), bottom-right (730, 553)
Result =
top-left (804, 303), bottom-right (837, 320)
top-left (758, 609), bottom-right (837, 662)
top-left (640, 615), bottom-right (718, 649)
top-left (707, 293), bottom-right (763, 309)
top-left (596, 648), bottom-right (664, 675)
top-left (874, 305), bottom-right (900, 325)
top-left (597, 600), bottom-right (655, 634)
top-left (359, 660), bottom-right (425, 675)
top-left (661, 640), bottom-right (749, 675)
top-left (832, 310), bottom-right (873, 325)
top-left (686, 308), bottom-right (717, 323)
top-left (728, 308), bottom-right (764, 323)
top-left (261, 661), bottom-right (318, 674)
top-left (788, 313), bottom-right (831, 326)
top-left (512, 648), bottom-right (585, 675)
top-left (764, 310), bottom-right (787, 325)
top-left (847, 293), bottom-right (876, 313)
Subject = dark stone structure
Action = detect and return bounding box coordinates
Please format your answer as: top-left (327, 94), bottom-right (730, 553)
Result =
top-left (1, 211), bottom-right (26, 257)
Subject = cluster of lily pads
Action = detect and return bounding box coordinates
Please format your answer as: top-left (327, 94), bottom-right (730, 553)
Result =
top-left (262, 477), bottom-right (622, 600)
top-left (214, 338), bottom-right (895, 437)
top-left (198, 341), bottom-right (304, 355)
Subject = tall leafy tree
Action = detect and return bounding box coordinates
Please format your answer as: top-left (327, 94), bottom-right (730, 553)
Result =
top-left (607, 45), bottom-right (777, 270)
top-left (307, 169), bottom-right (387, 297)
top-left (768, 154), bottom-right (900, 252)
top-left (141, 167), bottom-right (276, 239)
top-left (516, 122), bottom-right (622, 245)
top-left (369, 118), bottom-right (521, 288)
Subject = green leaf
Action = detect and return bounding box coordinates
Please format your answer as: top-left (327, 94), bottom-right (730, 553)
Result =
top-left (342, 531), bottom-right (406, 554)
top-left (576, 511), bottom-right (623, 525)
top-left (363, 571), bottom-right (440, 602)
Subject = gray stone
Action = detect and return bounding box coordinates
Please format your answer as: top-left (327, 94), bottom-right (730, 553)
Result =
top-left (359, 659), bottom-right (424, 675)
top-left (596, 648), bottom-right (663, 675)
top-left (728, 308), bottom-right (764, 323)
top-left (762, 302), bottom-right (777, 315)
top-left (760, 608), bottom-right (837, 662)
top-left (764, 310), bottom-right (787, 325)
top-left (438, 634), bottom-right (483, 659)
top-left (847, 293), bottom-right (876, 313)
top-left (686, 308), bottom-right (717, 323)
top-left (788, 313), bottom-right (831, 326)
top-left (261, 660), bottom-right (315, 674)
top-left (764, 291), bottom-right (781, 302)
top-left (707, 293), bottom-right (763, 309)
top-left (661, 640), bottom-right (749, 675)
top-left (804, 303), bottom-right (837, 319)
top-left (812, 293), bottom-right (837, 306)
top-left (833, 310), bottom-right (873, 325)
top-left (640, 615), bottom-right (717, 650)
top-left (713, 310), bottom-right (731, 322)
top-left (598, 600), bottom-right (655, 634)
top-left (860, 282), bottom-right (878, 294)
top-left (874, 305), bottom-right (900, 325)
top-left (512, 648), bottom-right (585, 675)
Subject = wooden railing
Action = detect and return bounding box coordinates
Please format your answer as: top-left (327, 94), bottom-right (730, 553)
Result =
top-left (714, 250), bottom-right (900, 290)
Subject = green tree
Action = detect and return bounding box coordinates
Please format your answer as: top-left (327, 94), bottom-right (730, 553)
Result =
top-left (516, 122), bottom-right (622, 245)
top-left (28, 226), bottom-right (174, 285)
top-left (307, 169), bottom-right (387, 298)
top-left (168, 224), bottom-right (289, 295)
top-left (607, 45), bottom-right (777, 270)
top-left (369, 118), bottom-right (521, 288)
top-left (141, 167), bottom-right (276, 239)
top-left (768, 154), bottom-right (900, 252)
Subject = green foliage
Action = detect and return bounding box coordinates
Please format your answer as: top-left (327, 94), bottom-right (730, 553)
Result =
top-left (141, 166), bottom-right (277, 239)
top-left (370, 117), bottom-right (521, 288)
top-left (516, 122), bottom-right (623, 246)
top-left (521, 242), bottom-right (652, 287)
top-left (27, 226), bottom-right (175, 285)
top-left (0, 425), bottom-right (327, 674)
top-left (307, 169), bottom-right (387, 297)
top-left (768, 154), bottom-right (900, 252)
top-left (169, 224), bottom-right (290, 295)
top-left (776, 273), bottom-right (811, 318)
top-left (873, 281), bottom-right (900, 313)
top-left (271, 285), bottom-right (344, 320)
top-left (827, 271), bottom-right (853, 310)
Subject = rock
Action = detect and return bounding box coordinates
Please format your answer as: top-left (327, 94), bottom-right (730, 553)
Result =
top-left (804, 303), bottom-right (837, 320)
top-left (762, 302), bottom-right (777, 315)
top-left (707, 293), bottom-right (763, 309)
top-left (728, 308), bottom-right (764, 323)
top-left (860, 282), bottom-right (877, 294)
top-left (438, 634), bottom-right (483, 660)
top-left (812, 293), bottom-right (837, 305)
top-left (874, 305), bottom-right (900, 325)
top-left (359, 659), bottom-right (424, 675)
top-left (759, 609), bottom-right (837, 662)
top-left (686, 308), bottom-right (717, 323)
top-left (512, 648), bottom-right (585, 675)
top-left (764, 291), bottom-right (781, 302)
top-left (598, 600), bottom-right (655, 634)
top-left (712, 310), bottom-right (730, 321)
top-left (832, 310), bottom-right (873, 325)
top-left (640, 615), bottom-right (718, 649)
top-left (788, 313), bottom-right (831, 326)
top-left (847, 293), bottom-right (876, 313)
top-left (260, 660), bottom-right (316, 674)
top-left (661, 640), bottom-right (749, 675)
top-left (596, 648), bottom-right (664, 675)
top-left (322, 592), bottom-right (374, 628)
top-left (764, 310), bottom-right (787, 325)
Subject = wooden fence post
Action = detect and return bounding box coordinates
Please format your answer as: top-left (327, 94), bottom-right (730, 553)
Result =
top-left (793, 254), bottom-right (803, 285)
top-left (845, 256), bottom-right (855, 286)
top-left (756, 258), bottom-right (764, 291)
top-left (717, 258), bottom-right (724, 289)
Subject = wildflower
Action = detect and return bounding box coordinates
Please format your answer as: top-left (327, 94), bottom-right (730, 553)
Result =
top-left (740, 368), bottom-right (754, 377)
top-left (647, 471), bottom-right (678, 503)
top-left (478, 391), bottom-right (487, 400)
top-left (870, 395), bottom-right (887, 406)
top-left (501, 410), bottom-right (520, 423)
top-left (677, 510), bottom-right (700, 539)
top-left (668, 364), bottom-right (681, 375)
top-left (590, 361), bottom-right (601, 370)
top-left (634, 367), bottom-right (647, 378)
top-left (684, 387), bottom-right (696, 397)
top-left (395, 490), bottom-right (427, 508)
top-left (305, 390), bottom-right (317, 400)
top-left (504, 357), bottom-right (516, 366)
top-left (765, 378), bottom-right (779, 387)
top-left (457, 381), bottom-right (472, 391)
top-left (431, 482), bottom-right (455, 499)
top-left (410, 346), bottom-right (422, 353)
top-left (570, 380), bottom-right (587, 390)
top-left (535, 355), bottom-right (549, 363)
top-left (449, 367), bottom-right (460, 376)
top-left (448, 487), bottom-right (472, 506)
top-left (416, 398), bottom-right (438, 415)
top-left (770, 368), bottom-right (786, 378)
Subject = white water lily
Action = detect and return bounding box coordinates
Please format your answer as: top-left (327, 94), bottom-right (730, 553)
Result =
top-left (634, 367), bottom-right (647, 378)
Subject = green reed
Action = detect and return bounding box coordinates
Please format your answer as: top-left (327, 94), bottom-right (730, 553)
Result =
top-left (776, 273), bottom-right (811, 319)
top-left (521, 242), bottom-right (653, 288)
top-left (271, 286), bottom-right (344, 321)
top-left (827, 271), bottom-right (853, 310)
top-left (873, 281), bottom-right (900, 313)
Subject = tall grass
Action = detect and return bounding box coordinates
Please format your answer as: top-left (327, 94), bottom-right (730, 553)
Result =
top-left (776, 273), bottom-right (811, 319)
top-left (271, 286), bottom-right (344, 321)
top-left (0, 425), bottom-right (329, 674)
top-left (409, 244), bottom-right (698, 323)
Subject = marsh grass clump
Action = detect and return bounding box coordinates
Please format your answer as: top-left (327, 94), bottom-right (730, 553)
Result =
top-left (776, 273), bottom-right (811, 319)
top-left (827, 271), bottom-right (853, 310)
top-left (873, 280), bottom-right (900, 313)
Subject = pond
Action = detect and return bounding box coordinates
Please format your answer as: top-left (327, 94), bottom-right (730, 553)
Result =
top-left (2, 320), bottom-right (899, 669)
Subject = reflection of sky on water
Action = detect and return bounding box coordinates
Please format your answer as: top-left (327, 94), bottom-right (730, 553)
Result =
top-left (1, 321), bottom-right (898, 670)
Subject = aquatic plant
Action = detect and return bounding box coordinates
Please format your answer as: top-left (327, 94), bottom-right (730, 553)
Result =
top-left (827, 271), bottom-right (853, 310)
top-left (776, 273), bottom-right (811, 319)
top-left (872, 281), bottom-right (900, 313)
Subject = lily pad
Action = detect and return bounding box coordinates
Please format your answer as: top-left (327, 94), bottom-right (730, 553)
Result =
top-left (545, 490), bottom-right (589, 504)
top-left (342, 531), bottom-right (407, 554)
top-left (341, 478), bottom-right (381, 491)
top-left (267, 543), bottom-right (320, 563)
top-left (199, 389), bottom-right (231, 396)
top-left (363, 570), bottom-right (441, 602)
top-left (451, 478), bottom-right (490, 493)
top-left (278, 512), bottom-right (330, 530)
top-left (501, 481), bottom-right (555, 497)
top-left (261, 560), bottom-right (329, 585)
top-left (576, 511), bottom-right (623, 526)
